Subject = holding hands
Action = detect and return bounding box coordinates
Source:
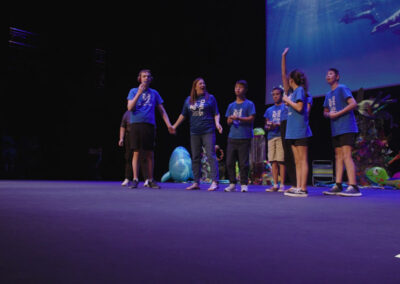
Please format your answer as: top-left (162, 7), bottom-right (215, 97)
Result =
top-left (216, 123), bottom-right (223, 134)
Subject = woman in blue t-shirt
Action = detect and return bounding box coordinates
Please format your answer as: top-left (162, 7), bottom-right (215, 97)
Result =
top-left (172, 77), bottom-right (223, 191)
top-left (282, 69), bottom-right (313, 197)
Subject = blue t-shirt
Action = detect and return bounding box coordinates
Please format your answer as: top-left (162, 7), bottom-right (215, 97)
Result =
top-left (225, 99), bottom-right (256, 139)
top-left (127, 87), bottom-right (163, 125)
top-left (264, 104), bottom-right (286, 140)
top-left (323, 84), bottom-right (358, 137)
top-left (285, 87), bottom-right (313, 139)
top-left (307, 95), bottom-right (313, 107)
top-left (181, 94), bottom-right (219, 135)
top-left (280, 104), bottom-right (289, 121)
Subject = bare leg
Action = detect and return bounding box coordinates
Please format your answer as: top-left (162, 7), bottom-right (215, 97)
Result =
top-left (342, 145), bottom-right (356, 185)
top-left (272, 161), bottom-right (279, 186)
top-left (291, 145), bottom-right (301, 189)
top-left (297, 146), bottom-right (308, 191)
top-left (279, 162), bottom-right (286, 185)
top-left (132, 151), bottom-right (140, 180)
top-left (144, 150), bottom-right (154, 180)
top-left (335, 147), bottom-right (344, 183)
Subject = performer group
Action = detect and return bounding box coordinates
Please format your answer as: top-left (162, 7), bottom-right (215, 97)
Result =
top-left (118, 48), bottom-right (361, 197)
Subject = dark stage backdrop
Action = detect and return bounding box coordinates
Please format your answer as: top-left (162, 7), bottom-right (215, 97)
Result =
top-left (4, 3), bottom-right (400, 181)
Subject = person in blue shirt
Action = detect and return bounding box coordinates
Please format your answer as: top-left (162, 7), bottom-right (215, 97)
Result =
top-left (264, 87), bottom-right (286, 192)
top-left (281, 65), bottom-right (313, 197)
top-left (223, 80), bottom-right (256, 193)
top-left (322, 68), bottom-right (361, 197)
top-left (172, 77), bottom-right (223, 191)
top-left (127, 69), bottom-right (175, 189)
top-left (281, 47), bottom-right (313, 196)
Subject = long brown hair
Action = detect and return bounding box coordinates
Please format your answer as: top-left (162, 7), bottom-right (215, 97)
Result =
top-left (189, 77), bottom-right (209, 105)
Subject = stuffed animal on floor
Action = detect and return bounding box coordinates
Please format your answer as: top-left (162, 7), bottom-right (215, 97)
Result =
top-left (365, 167), bottom-right (400, 189)
top-left (161, 146), bottom-right (193, 182)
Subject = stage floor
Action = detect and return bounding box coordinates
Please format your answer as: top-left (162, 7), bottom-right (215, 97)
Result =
top-left (1, 180), bottom-right (399, 283)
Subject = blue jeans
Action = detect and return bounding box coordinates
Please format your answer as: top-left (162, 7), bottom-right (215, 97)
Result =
top-left (190, 132), bottom-right (219, 183)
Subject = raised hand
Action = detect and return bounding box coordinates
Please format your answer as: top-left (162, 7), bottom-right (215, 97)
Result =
top-left (282, 47), bottom-right (289, 57)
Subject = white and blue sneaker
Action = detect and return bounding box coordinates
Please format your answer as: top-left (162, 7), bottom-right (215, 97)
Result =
top-left (240, 184), bottom-right (248, 192)
top-left (338, 185), bottom-right (362, 197)
top-left (284, 187), bottom-right (308, 197)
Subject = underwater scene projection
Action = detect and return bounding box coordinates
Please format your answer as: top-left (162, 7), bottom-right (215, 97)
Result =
top-left (266, 0), bottom-right (400, 104)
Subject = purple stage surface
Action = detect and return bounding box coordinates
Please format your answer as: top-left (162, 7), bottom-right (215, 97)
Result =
top-left (0, 180), bottom-right (399, 283)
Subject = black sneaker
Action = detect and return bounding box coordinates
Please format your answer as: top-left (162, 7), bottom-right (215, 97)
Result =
top-left (338, 185), bottom-right (362, 197)
top-left (323, 183), bottom-right (342, 195)
top-left (129, 179), bottom-right (139, 189)
top-left (145, 180), bottom-right (161, 189)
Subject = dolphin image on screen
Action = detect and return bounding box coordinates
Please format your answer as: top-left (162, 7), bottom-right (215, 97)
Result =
top-left (340, 9), bottom-right (378, 24)
top-left (371, 9), bottom-right (400, 34)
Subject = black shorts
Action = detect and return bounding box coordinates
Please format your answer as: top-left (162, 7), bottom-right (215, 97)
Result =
top-left (129, 123), bottom-right (155, 151)
top-left (287, 137), bottom-right (309, 146)
top-left (332, 133), bottom-right (355, 148)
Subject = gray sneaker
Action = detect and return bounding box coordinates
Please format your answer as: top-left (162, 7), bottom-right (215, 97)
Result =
top-left (284, 187), bottom-right (308, 197)
top-left (323, 184), bottom-right (342, 195)
top-left (129, 179), bottom-right (139, 189)
top-left (224, 184), bottom-right (236, 192)
top-left (338, 185), bottom-right (362, 197)
top-left (145, 180), bottom-right (161, 189)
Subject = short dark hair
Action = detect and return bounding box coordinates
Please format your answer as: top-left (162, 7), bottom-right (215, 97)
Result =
top-left (137, 69), bottom-right (153, 82)
top-left (272, 87), bottom-right (284, 95)
top-left (328, 68), bottom-right (339, 76)
top-left (235, 80), bottom-right (248, 90)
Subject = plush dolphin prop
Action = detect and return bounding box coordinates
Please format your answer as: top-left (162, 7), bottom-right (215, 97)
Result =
top-left (161, 146), bottom-right (193, 182)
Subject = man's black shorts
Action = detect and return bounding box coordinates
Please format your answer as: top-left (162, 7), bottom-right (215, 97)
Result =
top-left (129, 123), bottom-right (155, 151)
top-left (332, 132), bottom-right (356, 148)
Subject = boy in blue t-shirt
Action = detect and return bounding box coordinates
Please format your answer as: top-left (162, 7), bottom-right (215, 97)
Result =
top-left (127, 69), bottom-right (175, 189)
top-left (224, 80), bottom-right (256, 192)
top-left (323, 68), bottom-right (361, 197)
top-left (264, 87), bottom-right (286, 192)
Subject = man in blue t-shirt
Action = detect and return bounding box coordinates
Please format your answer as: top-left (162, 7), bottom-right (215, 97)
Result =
top-left (264, 87), bottom-right (287, 192)
top-left (223, 80), bottom-right (256, 193)
top-left (126, 69), bottom-right (175, 189)
top-left (323, 68), bottom-right (361, 197)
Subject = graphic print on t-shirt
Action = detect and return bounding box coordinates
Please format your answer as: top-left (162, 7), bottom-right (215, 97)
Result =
top-left (233, 108), bottom-right (243, 118)
top-left (272, 110), bottom-right (281, 124)
top-left (190, 99), bottom-right (206, 116)
top-left (139, 92), bottom-right (152, 108)
top-left (328, 96), bottom-right (337, 112)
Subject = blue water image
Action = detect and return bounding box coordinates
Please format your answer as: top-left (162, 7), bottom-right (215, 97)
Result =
top-left (266, 0), bottom-right (400, 104)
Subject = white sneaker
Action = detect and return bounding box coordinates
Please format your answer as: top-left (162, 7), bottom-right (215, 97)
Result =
top-left (207, 181), bottom-right (219, 191)
top-left (224, 184), bottom-right (236, 192)
top-left (240, 184), bottom-right (248, 192)
top-left (284, 187), bottom-right (308, 197)
top-left (278, 184), bottom-right (285, 192)
top-left (121, 179), bottom-right (130, 186)
top-left (144, 179), bottom-right (149, 187)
